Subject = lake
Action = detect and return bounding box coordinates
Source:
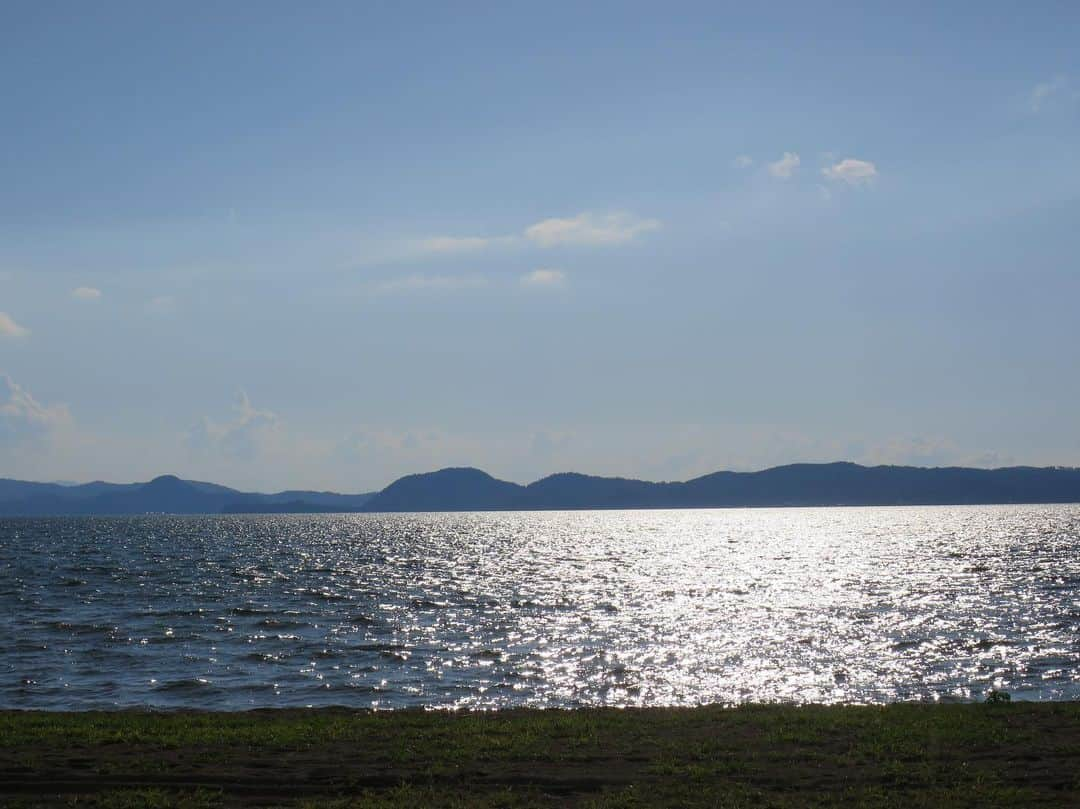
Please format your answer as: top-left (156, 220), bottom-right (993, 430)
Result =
top-left (2, 505), bottom-right (1078, 709)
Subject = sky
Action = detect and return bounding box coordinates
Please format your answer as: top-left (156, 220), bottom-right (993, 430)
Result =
top-left (2, 2), bottom-right (1079, 492)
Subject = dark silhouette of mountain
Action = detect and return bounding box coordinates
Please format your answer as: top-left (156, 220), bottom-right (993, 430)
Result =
top-left (362, 467), bottom-right (523, 512)
top-left (363, 462), bottom-right (1080, 512)
top-left (0, 475), bottom-right (374, 516)
top-left (87, 475), bottom-right (235, 514)
top-left (220, 499), bottom-right (346, 514)
top-left (0, 479), bottom-right (75, 501)
top-left (674, 462), bottom-right (1080, 507)
top-left (516, 472), bottom-right (680, 510)
top-left (261, 490), bottom-right (376, 510)
top-left (2, 462), bottom-right (1079, 516)
top-left (221, 490), bottom-right (375, 514)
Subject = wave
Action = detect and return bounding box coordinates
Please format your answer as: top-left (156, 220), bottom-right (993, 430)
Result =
top-left (153, 677), bottom-right (216, 692)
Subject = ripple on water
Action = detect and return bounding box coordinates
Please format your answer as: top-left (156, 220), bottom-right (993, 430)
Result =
top-left (1, 506), bottom-right (1079, 709)
top-left (153, 677), bottom-right (217, 692)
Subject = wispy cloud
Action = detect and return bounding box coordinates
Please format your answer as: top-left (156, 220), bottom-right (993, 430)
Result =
top-left (862, 435), bottom-right (961, 468)
top-left (1030, 75), bottom-right (1072, 112)
top-left (187, 391), bottom-right (278, 461)
top-left (375, 274), bottom-right (488, 294)
top-left (768, 152), bottom-right (800, 179)
top-left (520, 268), bottom-right (566, 289)
top-left (732, 155), bottom-right (754, 169)
top-left (71, 286), bottom-right (102, 300)
top-left (524, 211), bottom-right (660, 247)
top-left (0, 312), bottom-right (29, 338)
top-left (417, 236), bottom-right (492, 253)
top-left (822, 158), bottom-right (878, 185)
top-left (0, 375), bottom-right (71, 449)
top-left (409, 211), bottom-right (661, 259)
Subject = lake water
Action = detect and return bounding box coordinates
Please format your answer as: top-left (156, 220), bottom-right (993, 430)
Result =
top-left (2, 506), bottom-right (1078, 710)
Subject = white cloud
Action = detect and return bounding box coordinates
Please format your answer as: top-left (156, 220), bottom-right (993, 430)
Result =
top-left (0, 312), bottom-right (29, 338)
top-left (0, 375), bottom-right (71, 449)
top-left (417, 236), bottom-right (491, 253)
top-left (523, 211), bottom-right (660, 247)
top-left (768, 152), bottom-right (801, 179)
top-left (187, 391), bottom-right (278, 461)
top-left (1030, 75), bottom-right (1071, 112)
top-left (71, 286), bottom-right (102, 300)
top-left (520, 269), bottom-right (567, 289)
top-left (375, 274), bottom-right (489, 294)
top-left (409, 211), bottom-right (660, 259)
top-left (822, 158), bottom-right (878, 185)
top-left (732, 155), bottom-right (754, 169)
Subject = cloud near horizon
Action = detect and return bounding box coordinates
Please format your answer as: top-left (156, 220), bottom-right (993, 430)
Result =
top-left (0, 375), bottom-right (72, 449)
top-left (0, 312), bottom-right (30, 338)
top-left (186, 391), bottom-right (279, 461)
top-left (71, 287), bottom-right (102, 300)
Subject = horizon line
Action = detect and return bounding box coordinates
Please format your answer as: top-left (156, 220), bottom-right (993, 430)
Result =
top-left (11, 459), bottom-right (1080, 497)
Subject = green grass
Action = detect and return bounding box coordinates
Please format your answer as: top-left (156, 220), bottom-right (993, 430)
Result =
top-left (2, 702), bottom-right (1078, 807)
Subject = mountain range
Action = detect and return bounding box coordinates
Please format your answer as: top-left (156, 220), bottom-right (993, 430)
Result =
top-left (0, 474), bottom-right (376, 516)
top-left (2, 462), bottom-right (1080, 516)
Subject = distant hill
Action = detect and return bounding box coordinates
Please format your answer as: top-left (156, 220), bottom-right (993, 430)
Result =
top-left (2, 462), bottom-right (1079, 516)
top-left (362, 462), bottom-right (1080, 512)
top-left (363, 467), bottom-right (523, 512)
top-left (0, 475), bottom-right (375, 516)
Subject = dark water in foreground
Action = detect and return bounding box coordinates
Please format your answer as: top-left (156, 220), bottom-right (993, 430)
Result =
top-left (2, 506), bottom-right (1078, 710)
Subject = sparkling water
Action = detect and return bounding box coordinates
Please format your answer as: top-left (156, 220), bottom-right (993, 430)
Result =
top-left (2, 505), bottom-right (1078, 709)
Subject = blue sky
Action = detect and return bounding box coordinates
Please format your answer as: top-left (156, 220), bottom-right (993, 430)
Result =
top-left (2, 2), bottom-right (1078, 491)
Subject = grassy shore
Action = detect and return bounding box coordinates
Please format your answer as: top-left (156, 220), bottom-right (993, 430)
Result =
top-left (2, 703), bottom-right (1079, 807)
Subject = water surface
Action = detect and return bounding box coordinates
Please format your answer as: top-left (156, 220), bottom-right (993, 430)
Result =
top-left (2, 505), bottom-right (1078, 709)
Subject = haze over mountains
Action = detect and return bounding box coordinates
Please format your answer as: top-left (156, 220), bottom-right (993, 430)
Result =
top-left (2, 463), bottom-right (1080, 516)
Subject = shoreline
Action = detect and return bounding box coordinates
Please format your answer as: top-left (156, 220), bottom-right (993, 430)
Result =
top-left (3, 702), bottom-right (1079, 806)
